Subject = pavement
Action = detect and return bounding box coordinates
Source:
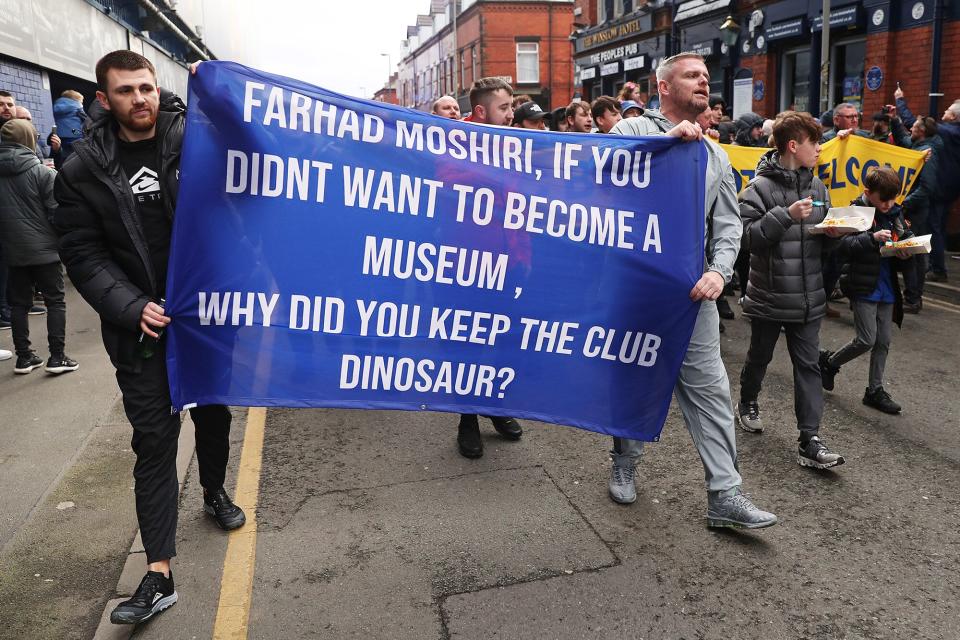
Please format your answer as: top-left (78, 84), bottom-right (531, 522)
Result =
top-left (2, 281), bottom-right (960, 639)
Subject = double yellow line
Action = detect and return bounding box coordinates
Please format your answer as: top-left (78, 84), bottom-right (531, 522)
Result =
top-left (212, 407), bottom-right (266, 639)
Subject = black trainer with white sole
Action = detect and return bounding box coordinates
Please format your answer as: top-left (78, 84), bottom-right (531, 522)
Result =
top-left (45, 354), bottom-right (79, 374)
top-left (110, 570), bottom-right (177, 624)
top-left (13, 353), bottom-right (44, 374)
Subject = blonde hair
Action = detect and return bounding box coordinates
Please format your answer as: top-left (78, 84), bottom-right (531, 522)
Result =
top-left (61, 90), bottom-right (84, 102)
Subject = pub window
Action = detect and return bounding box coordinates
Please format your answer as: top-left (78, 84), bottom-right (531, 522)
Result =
top-left (516, 42), bottom-right (540, 84)
top-left (830, 38), bottom-right (867, 111)
top-left (614, 0), bottom-right (624, 18)
top-left (780, 47), bottom-right (812, 114)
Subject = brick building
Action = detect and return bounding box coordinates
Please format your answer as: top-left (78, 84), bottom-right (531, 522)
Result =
top-left (573, 0), bottom-right (960, 123)
top-left (395, 0), bottom-right (575, 113)
top-left (0, 0), bottom-right (212, 148)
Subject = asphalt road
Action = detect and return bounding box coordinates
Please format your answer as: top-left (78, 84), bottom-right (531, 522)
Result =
top-left (1, 285), bottom-right (959, 640)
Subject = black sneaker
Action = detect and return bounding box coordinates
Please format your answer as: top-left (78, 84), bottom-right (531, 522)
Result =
top-left (488, 416), bottom-right (522, 440)
top-left (203, 488), bottom-right (246, 530)
top-left (110, 570), bottom-right (177, 624)
top-left (902, 300), bottom-right (922, 314)
top-left (28, 304), bottom-right (46, 316)
top-left (457, 414), bottom-right (483, 458)
top-left (798, 436), bottom-right (845, 469)
top-left (863, 386), bottom-right (902, 414)
top-left (14, 353), bottom-right (44, 374)
top-left (0, 318), bottom-right (10, 330)
top-left (45, 354), bottom-right (79, 374)
top-left (819, 350), bottom-right (840, 391)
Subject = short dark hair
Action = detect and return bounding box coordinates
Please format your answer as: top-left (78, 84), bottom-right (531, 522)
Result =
top-left (709, 95), bottom-right (726, 110)
top-left (772, 111), bottom-right (822, 154)
top-left (95, 50), bottom-right (157, 92)
top-left (469, 77), bottom-right (513, 109)
top-left (0, 90), bottom-right (14, 99)
top-left (565, 100), bottom-right (589, 119)
top-left (864, 166), bottom-right (902, 201)
top-left (590, 96), bottom-right (619, 120)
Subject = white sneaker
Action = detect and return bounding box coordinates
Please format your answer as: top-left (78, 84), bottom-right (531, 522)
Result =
top-left (0, 348), bottom-right (12, 361)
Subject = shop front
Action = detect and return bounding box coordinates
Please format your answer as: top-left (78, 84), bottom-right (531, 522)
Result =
top-left (572, 10), bottom-right (668, 102)
top-left (745, 0), bottom-right (868, 117)
top-left (674, 0), bottom-right (736, 105)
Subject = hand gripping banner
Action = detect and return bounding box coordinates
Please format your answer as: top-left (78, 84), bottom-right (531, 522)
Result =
top-left (166, 61), bottom-right (707, 441)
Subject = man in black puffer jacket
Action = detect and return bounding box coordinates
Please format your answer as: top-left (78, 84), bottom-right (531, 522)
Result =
top-left (820, 167), bottom-right (914, 415)
top-left (737, 111), bottom-right (845, 470)
top-left (53, 50), bottom-right (245, 625)
top-left (0, 118), bottom-right (78, 374)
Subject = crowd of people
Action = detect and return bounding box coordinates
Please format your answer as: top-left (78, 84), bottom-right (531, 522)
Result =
top-left (0, 48), bottom-right (957, 626)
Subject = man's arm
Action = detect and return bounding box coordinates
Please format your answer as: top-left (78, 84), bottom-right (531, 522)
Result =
top-left (53, 171), bottom-right (151, 331)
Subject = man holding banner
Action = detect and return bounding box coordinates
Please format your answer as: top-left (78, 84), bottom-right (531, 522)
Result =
top-left (53, 51), bottom-right (245, 625)
top-left (454, 77), bottom-right (524, 459)
top-left (608, 53), bottom-right (777, 530)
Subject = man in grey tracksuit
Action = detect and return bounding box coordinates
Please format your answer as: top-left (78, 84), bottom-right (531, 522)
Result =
top-left (605, 53), bottom-right (777, 529)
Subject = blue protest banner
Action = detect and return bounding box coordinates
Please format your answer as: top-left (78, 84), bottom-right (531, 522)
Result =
top-left (166, 61), bottom-right (706, 442)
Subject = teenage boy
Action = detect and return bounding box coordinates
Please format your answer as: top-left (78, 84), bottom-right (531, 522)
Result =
top-left (819, 167), bottom-right (913, 414)
top-left (737, 111), bottom-right (846, 470)
top-left (590, 96), bottom-right (621, 133)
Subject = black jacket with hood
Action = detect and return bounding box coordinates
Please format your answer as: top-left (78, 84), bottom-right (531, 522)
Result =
top-left (837, 195), bottom-right (913, 327)
top-left (0, 142), bottom-right (59, 266)
top-left (740, 150), bottom-right (833, 323)
top-left (53, 90), bottom-right (185, 372)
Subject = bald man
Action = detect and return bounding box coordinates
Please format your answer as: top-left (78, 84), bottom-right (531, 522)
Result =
top-left (431, 95), bottom-right (461, 120)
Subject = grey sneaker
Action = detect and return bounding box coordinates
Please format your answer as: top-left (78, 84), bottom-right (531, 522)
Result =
top-left (736, 400), bottom-right (763, 433)
top-left (608, 454), bottom-right (637, 504)
top-left (706, 487), bottom-right (778, 529)
top-left (798, 435), bottom-right (845, 469)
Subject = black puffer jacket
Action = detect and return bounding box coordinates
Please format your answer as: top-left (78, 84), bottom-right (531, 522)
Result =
top-left (740, 150), bottom-right (833, 323)
top-left (0, 142), bottom-right (59, 266)
top-left (53, 91), bottom-right (184, 372)
top-left (837, 195), bottom-right (913, 327)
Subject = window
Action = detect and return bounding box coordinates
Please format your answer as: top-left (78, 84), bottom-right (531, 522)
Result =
top-left (780, 48), bottom-right (812, 113)
top-left (830, 38), bottom-right (866, 110)
top-left (471, 46), bottom-right (478, 86)
top-left (516, 42), bottom-right (540, 84)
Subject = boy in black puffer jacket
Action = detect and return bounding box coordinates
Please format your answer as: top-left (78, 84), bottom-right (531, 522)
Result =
top-left (820, 167), bottom-right (914, 414)
top-left (737, 111), bottom-right (846, 470)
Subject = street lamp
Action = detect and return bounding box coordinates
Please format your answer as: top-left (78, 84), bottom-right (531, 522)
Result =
top-left (719, 15), bottom-right (740, 47)
top-left (380, 53), bottom-right (392, 78)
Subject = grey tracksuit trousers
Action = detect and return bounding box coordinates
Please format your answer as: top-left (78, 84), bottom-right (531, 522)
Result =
top-left (611, 300), bottom-right (741, 492)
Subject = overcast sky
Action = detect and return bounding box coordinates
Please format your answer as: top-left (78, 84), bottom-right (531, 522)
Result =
top-left (174, 0), bottom-right (428, 98)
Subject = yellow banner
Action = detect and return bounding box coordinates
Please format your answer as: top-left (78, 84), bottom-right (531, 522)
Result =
top-left (718, 143), bottom-right (766, 193)
top-left (816, 136), bottom-right (925, 205)
top-left (716, 138), bottom-right (926, 205)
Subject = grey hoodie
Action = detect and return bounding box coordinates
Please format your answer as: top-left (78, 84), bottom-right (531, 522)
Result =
top-left (0, 142), bottom-right (59, 266)
top-left (610, 109), bottom-right (742, 284)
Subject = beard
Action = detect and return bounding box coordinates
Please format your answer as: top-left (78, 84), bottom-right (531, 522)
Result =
top-left (110, 100), bottom-right (158, 132)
